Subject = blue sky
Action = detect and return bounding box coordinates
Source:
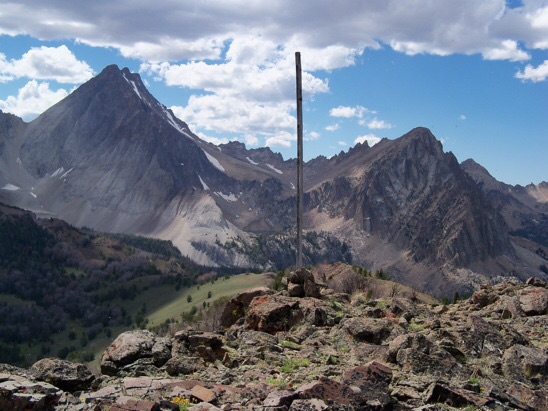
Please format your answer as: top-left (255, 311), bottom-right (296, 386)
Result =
top-left (0, 0), bottom-right (546, 185)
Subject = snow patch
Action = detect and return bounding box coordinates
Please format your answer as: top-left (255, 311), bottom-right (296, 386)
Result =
top-left (163, 107), bottom-right (195, 140)
top-left (215, 192), bottom-right (238, 202)
top-left (50, 167), bottom-right (74, 179)
top-left (122, 72), bottom-right (144, 101)
top-left (290, 182), bottom-right (296, 190)
top-left (266, 163), bottom-right (283, 174)
top-left (30, 192), bottom-right (37, 198)
top-left (198, 175), bottom-right (210, 191)
top-left (203, 150), bottom-right (225, 172)
top-left (246, 157), bottom-right (258, 165)
top-left (16, 157), bottom-right (21, 165)
top-left (50, 167), bottom-right (64, 178)
top-left (2, 183), bottom-right (20, 191)
top-left (60, 167), bottom-right (74, 179)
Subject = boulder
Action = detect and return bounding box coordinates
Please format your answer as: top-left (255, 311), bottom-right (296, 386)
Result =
top-left (219, 287), bottom-right (273, 328)
top-left (518, 286), bottom-right (548, 315)
top-left (502, 344), bottom-right (548, 382)
top-left (244, 295), bottom-right (304, 334)
top-left (188, 332), bottom-right (226, 363)
top-left (342, 361), bottom-right (393, 408)
top-left (101, 330), bottom-right (170, 376)
top-left (288, 268), bottom-right (314, 285)
top-left (0, 376), bottom-right (62, 411)
top-left (30, 357), bottom-right (95, 392)
top-left (296, 376), bottom-right (353, 405)
top-left (469, 288), bottom-right (498, 307)
top-left (342, 317), bottom-right (392, 344)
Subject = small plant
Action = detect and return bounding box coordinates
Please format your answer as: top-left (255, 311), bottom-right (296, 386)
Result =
top-left (281, 357), bottom-right (310, 373)
top-left (408, 320), bottom-right (424, 332)
top-left (469, 376), bottom-right (480, 385)
top-left (172, 396), bottom-right (192, 411)
top-left (330, 299), bottom-right (344, 311)
top-left (267, 377), bottom-right (288, 389)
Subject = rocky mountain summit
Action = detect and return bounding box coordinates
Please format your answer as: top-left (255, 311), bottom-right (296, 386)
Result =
top-left (2, 270), bottom-right (546, 410)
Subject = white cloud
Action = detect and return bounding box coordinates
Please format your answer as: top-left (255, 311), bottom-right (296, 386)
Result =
top-left (265, 131), bottom-right (295, 148)
top-left (0, 45), bottom-right (93, 83)
top-left (355, 134), bottom-right (382, 147)
top-left (367, 118), bottom-right (393, 129)
top-left (1, 0), bottom-right (547, 151)
top-left (338, 140), bottom-right (348, 146)
top-left (0, 80), bottom-right (69, 121)
top-left (306, 131), bottom-right (320, 141)
top-left (515, 59), bottom-right (548, 82)
top-left (325, 123), bottom-right (339, 132)
top-left (329, 105), bottom-right (371, 118)
top-left (195, 131), bottom-right (231, 146)
top-left (482, 40), bottom-right (530, 61)
top-left (244, 134), bottom-right (260, 146)
top-left (1, 1), bottom-right (547, 64)
top-left (459, 114), bottom-right (467, 120)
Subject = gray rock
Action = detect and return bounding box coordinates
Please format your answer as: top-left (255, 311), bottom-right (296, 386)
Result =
top-left (101, 330), bottom-right (170, 376)
top-left (30, 357), bottom-right (95, 392)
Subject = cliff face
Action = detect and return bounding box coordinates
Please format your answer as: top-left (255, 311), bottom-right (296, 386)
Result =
top-left (306, 128), bottom-right (514, 267)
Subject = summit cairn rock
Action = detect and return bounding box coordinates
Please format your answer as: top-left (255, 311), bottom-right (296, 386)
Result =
top-left (287, 268), bottom-right (321, 298)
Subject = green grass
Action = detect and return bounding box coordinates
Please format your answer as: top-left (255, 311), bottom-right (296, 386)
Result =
top-left (3, 272), bottom-right (268, 370)
top-left (83, 272), bottom-right (268, 370)
top-left (145, 273), bottom-right (267, 327)
top-left (281, 357), bottom-right (311, 373)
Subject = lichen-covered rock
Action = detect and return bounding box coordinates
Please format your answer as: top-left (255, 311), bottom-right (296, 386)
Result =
top-left (0, 375), bottom-right (62, 411)
top-left (101, 330), bottom-right (170, 376)
top-left (30, 358), bottom-right (95, 392)
top-left (502, 344), bottom-right (548, 382)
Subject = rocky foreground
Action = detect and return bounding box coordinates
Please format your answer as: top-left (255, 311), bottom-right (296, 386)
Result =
top-left (1, 271), bottom-right (547, 410)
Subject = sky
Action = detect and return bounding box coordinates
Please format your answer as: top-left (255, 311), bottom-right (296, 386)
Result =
top-left (0, 0), bottom-right (546, 186)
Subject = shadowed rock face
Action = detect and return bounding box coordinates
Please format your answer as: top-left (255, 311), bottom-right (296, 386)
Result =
top-left (305, 127), bottom-right (514, 267)
top-left (18, 65), bottom-right (232, 214)
top-left (2, 274), bottom-right (547, 410)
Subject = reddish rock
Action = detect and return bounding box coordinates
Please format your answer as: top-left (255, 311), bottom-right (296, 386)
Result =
top-left (244, 295), bottom-right (304, 334)
top-left (518, 286), bottom-right (548, 315)
top-left (263, 390), bottom-right (299, 407)
top-left (113, 396), bottom-right (160, 411)
top-left (219, 287), bottom-right (273, 328)
top-left (190, 385), bottom-right (217, 403)
top-left (296, 376), bottom-right (353, 405)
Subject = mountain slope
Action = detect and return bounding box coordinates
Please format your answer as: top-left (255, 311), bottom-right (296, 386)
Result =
top-left (462, 158), bottom-right (547, 247)
top-left (0, 65), bottom-right (545, 293)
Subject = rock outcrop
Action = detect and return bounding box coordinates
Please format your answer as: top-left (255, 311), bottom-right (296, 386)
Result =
top-left (1, 273), bottom-right (547, 410)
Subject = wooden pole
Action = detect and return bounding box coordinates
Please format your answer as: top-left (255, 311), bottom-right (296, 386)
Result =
top-left (295, 52), bottom-right (303, 269)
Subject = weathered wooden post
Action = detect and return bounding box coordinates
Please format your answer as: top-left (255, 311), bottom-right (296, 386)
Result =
top-left (295, 52), bottom-right (303, 269)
